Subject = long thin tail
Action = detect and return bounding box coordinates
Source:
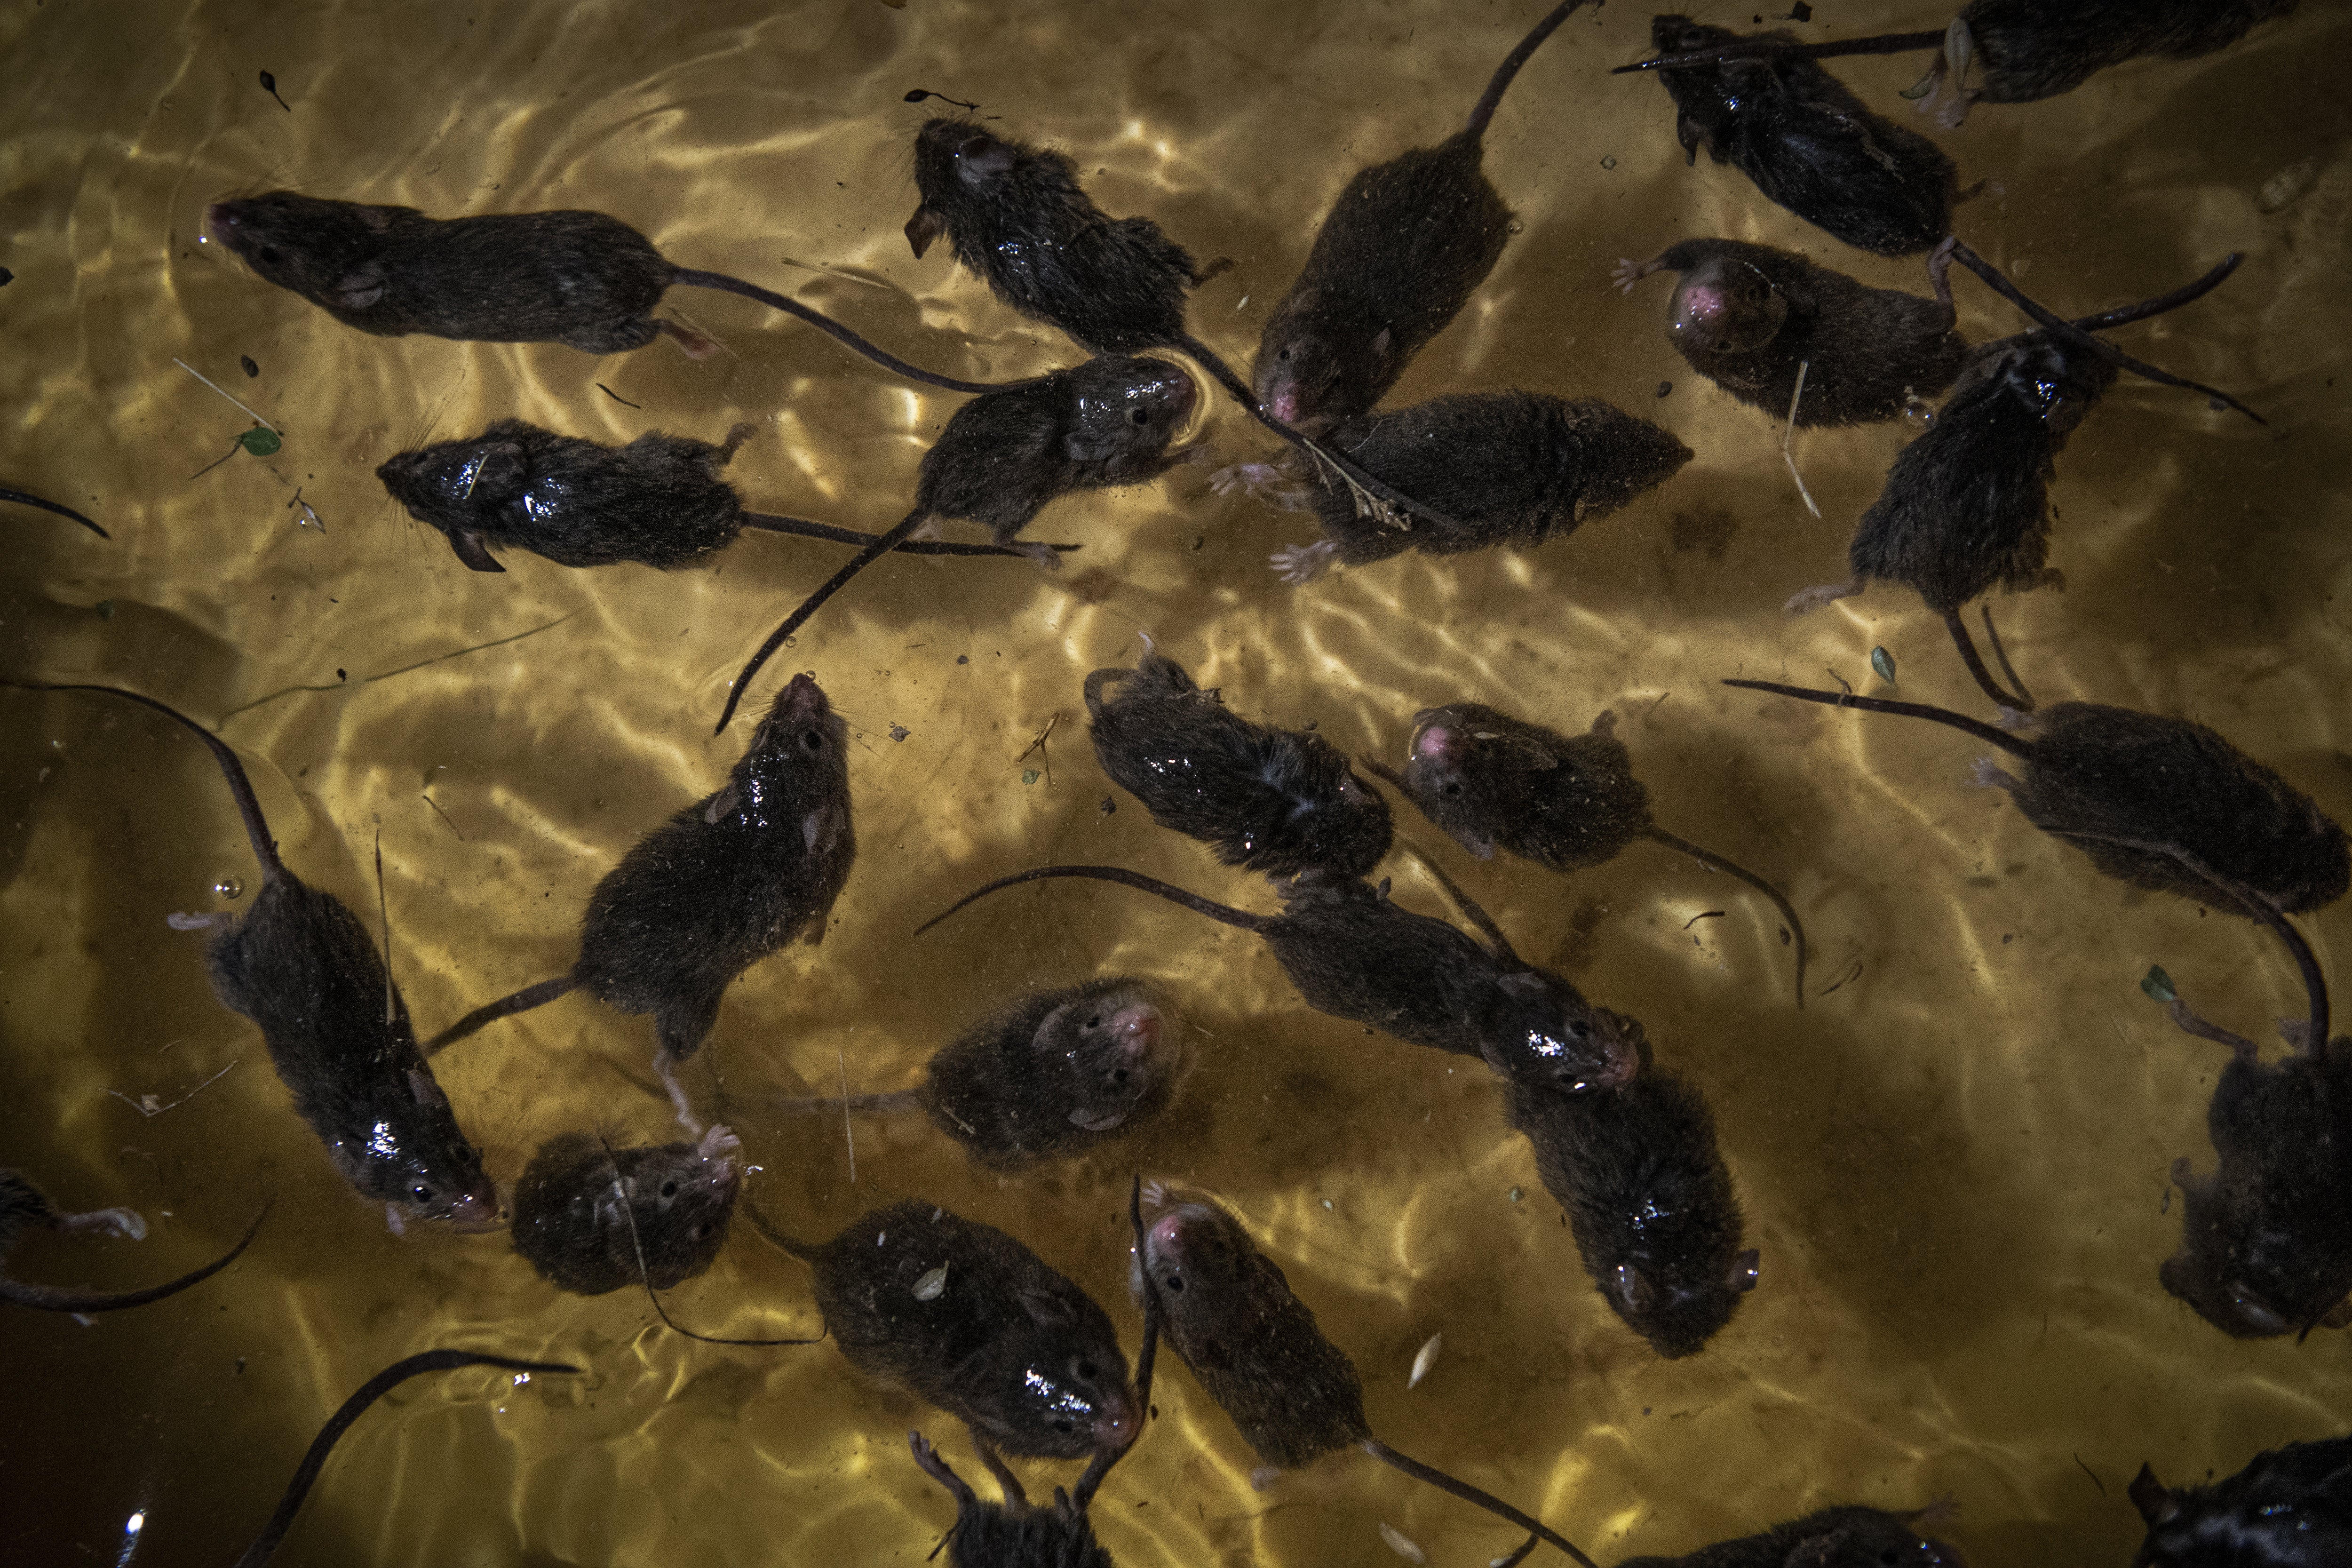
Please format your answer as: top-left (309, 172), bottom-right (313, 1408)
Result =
top-left (1611, 29), bottom-right (1945, 74)
top-left (740, 1198), bottom-right (819, 1262)
top-left (1465, 0), bottom-right (1588, 141)
top-left (915, 865), bottom-right (1271, 938)
top-left (670, 269), bottom-right (1039, 397)
top-left (1720, 679), bottom-right (2033, 757)
top-left (230, 1349), bottom-right (582, 1568)
top-left (774, 1088), bottom-right (923, 1115)
top-left (1941, 607), bottom-right (2034, 712)
top-left (0, 1197), bottom-right (269, 1314)
top-left (716, 507), bottom-right (928, 733)
top-left (597, 1136), bottom-right (823, 1347)
top-left (1362, 1439), bottom-right (1599, 1568)
top-left (424, 974), bottom-right (579, 1055)
top-left (1070, 1174), bottom-right (1165, 1508)
top-left (2, 681), bottom-right (284, 880)
top-left (1646, 828), bottom-right (1809, 1007)
top-left (2066, 253), bottom-right (2245, 334)
top-left (739, 511), bottom-right (1077, 558)
top-left (2, 486), bottom-right (108, 538)
top-left (1399, 843), bottom-right (1521, 964)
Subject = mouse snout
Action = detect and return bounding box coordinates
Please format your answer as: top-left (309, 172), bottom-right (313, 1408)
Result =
top-left (1672, 282), bottom-right (1727, 330)
top-left (1265, 382), bottom-right (1301, 426)
top-left (1110, 1003), bottom-right (1161, 1058)
top-left (779, 672), bottom-right (829, 717)
top-left (1089, 1385), bottom-right (1139, 1450)
top-left (1592, 1011), bottom-right (1645, 1089)
top-left (443, 1187), bottom-right (507, 1233)
top-left (1412, 723), bottom-right (1457, 762)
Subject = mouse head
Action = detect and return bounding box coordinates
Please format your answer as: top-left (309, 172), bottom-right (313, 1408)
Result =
top-left (1040, 980), bottom-right (1187, 1137)
top-left (1481, 977), bottom-right (1646, 1094)
top-left (1648, 17), bottom-right (1781, 135)
top-left (1610, 1233), bottom-right (1758, 1361)
top-left (358, 1070), bottom-right (503, 1232)
top-left (376, 420), bottom-right (540, 571)
top-left (1130, 1185), bottom-right (1302, 1354)
top-left (736, 672), bottom-right (851, 804)
top-left (2130, 1444), bottom-right (2352, 1568)
top-left (1780, 1505), bottom-right (1969, 1568)
top-left (1672, 257), bottom-right (1789, 356)
top-left (2158, 1228), bottom-right (2352, 1342)
top-left (967, 1276), bottom-right (1138, 1459)
top-left (207, 191), bottom-right (399, 314)
top-left (618, 1125), bottom-right (742, 1287)
top-left (1059, 355), bottom-right (1198, 478)
top-left (1968, 335), bottom-right (2118, 438)
top-left (1253, 287), bottom-right (1381, 434)
top-left (907, 118), bottom-right (1038, 255)
top-left (1402, 704), bottom-right (1650, 871)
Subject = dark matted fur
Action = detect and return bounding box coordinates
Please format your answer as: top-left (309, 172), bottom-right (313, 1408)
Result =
top-left (910, 1433), bottom-right (1115, 1568)
top-left (1961, 0), bottom-right (2299, 105)
top-left (2131, 1433), bottom-right (2352, 1567)
top-left (921, 980), bottom-right (1183, 1170)
top-left (1617, 1504), bottom-right (1964, 1567)
top-left (1400, 702), bottom-right (1653, 869)
top-left (508, 1131), bottom-right (738, 1296)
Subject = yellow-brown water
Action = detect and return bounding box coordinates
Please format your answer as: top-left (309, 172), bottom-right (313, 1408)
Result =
top-left (4, 1), bottom-right (2349, 1563)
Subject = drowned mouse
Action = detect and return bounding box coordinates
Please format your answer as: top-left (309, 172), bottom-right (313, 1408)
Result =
top-left (773, 979), bottom-right (1190, 1170)
top-left (377, 418), bottom-right (1081, 573)
top-left (509, 1125), bottom-right (743, 1296)
top-left (1133, 1183), bottom-right (1596, 1566)
top-left (715, 355), bottom-right (1196, 732)
top-left (918, 864), bottom-right (1639, 1094)
top-left (1085, 644), bottom-right (1393, 879)
top-left (1378, 703), bottom-right (1807, 1004)
top-left (1252, 0), bottom-right (1590, 433)
top-left (427, 672), bottom-right (855, 1130)
top-left (2, 1170), bottom-right (266, 1314)
top-left (6, 683), bottom-right (501, 1233)
top-left (1616, 1501), bottom-right (1965, 1567)
top-left (2130, 1432), bottom-right (2352, 1567)
top-left (204, 191), bottom-right (1025, 393)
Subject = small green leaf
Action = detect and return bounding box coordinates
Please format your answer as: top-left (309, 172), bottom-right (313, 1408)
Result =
top-left (239, 426), bottom-right (282, 456)
top-left (2142, 964), bottom-right (2177, 1003)
top-left (1021, 769), bottom-right (1040, 786)
top-left (1870, 645), bottom-right (1896, 683)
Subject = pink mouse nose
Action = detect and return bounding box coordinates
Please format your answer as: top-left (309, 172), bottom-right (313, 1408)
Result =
top-left (1090, 1385), bottom-right (1139, 1450)
top-left (1414, 724), bottom-right (1455, 761)
top-left (1112, 1004), bottom-right (1161, 1056)
top-left (780, 672), bottom-right (828, 716)
top-left (1267, 384), bottom-right (1300, 425)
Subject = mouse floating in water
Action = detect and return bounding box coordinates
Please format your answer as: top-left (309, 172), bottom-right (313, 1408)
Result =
top-left (508, 1125), bottom-right (742, 1296)
top-left (6, 683), bottom-right (501, 1233)
top-left (1253, 0), bottom-right (1592, 432)
top-left (1085, 645), bottom-right (1393, 879)
top-left (427, 672), bottom-right (855, 1130)
top-left (204, 190), bottom-right (1026, 393)
top-left (1616, 1501), bottom-right (1964, 1567)
top-left (377, 419), bottom-right (1081, 573)
top-left (1786, 243), bottom-right (2259, 711)
top-left (2, 485), bottom-right (108, 538)
top-left (1379, 703), bottom-right (1807, 1005)
top-left (2131, 1432), bottom-right (2352, 1567)
top-left (1, 1169), bottom-right (267, 1314)
top-left (774, 979), bottom-right (1189, 1170)
top-left (1133, 1183), bottom-right (1596, 1565)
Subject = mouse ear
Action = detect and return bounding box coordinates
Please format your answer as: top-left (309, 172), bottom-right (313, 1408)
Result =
top-left (1368, 326), bottom-right (1392, 366)
top-left (905, 205), bottom-right (947, 260)
top-left (1443, 820), bottom-right (1498, 861)
top-left (1064, 425), bottom-right (1127, 465)
top-left (1726, 1248), bottom-right (1760, 1293)
top-left (1613, 1263), bottom-right (1655, 1315)
top-left (1018, 1289), bottom-right (1076, 1330)
top-left (406, 1069), bottom-right (449, 1110)
top-left (954, 136), bottom-right (1017, 178)
top-left (1068, 1106), bottom-right (1128, 1132)
top-left (331, 262), bottom-right (387, 311)
top-left (2127, 1463), bottom-right (2176, 1526)
top-left (445, 529), bottom-right (506, 573)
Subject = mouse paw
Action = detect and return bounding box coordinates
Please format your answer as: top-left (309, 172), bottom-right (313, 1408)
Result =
top-left (1011, 539), bottom-right (1063, 572)
top-left (166, 911), bottom-right (227, 931)
top-left (1610, 257), bottom-right (1659, 293)
top-left (1783, 579), bottom-right (1861, 616)
top-left (1968, 756), bottom-right (2023, 794)
top-left (696, 1123), bottom-right (742, 1161)
top-left (57, 1205), bottom-right (147, 1241)
top-left (1271, 541), bottom-right (1337, 584)
top-left (656, 318), bottom-right (724, 360)
top-left (1210, 460), bottom-right (1311, 510)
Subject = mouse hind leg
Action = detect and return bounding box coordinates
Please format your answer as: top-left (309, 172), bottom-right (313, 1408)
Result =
top-left (651, 990), bottom-right (726, 1131)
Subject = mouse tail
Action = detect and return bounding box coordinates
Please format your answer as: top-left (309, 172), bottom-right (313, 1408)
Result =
top-left (669, 269), bottom-right (1039, 398)
top-left (229, 1349), bottom-right (583, 1568)
top-left (1463, 0), bottom-right (1589, 142)
top-left (1361, 1439), bottom-right (1599, 1568)
top-left (1072, 1175), bottom-right (1165, 1509)
top-left (915, 864), bottom-right (1273, 938)
top-left (1609, 28), bottom-right (1945, 77)
top-left (2, 486), bottom-right (109, 539)
top-left (1645, 828), bottom-right (1809, 1008)
top-left (774, 1088), bottom-right (924, 1115)
top-left (739, 1196), bottom-right (823, 1263)
top-left (0, 1196), bottom-right (269, 1314)
top-left (423, 974), bottom-right (580, 1056)
top-left (716, 506), bottom-right (929, 734)
top-left (739, 511), bottom-right (1080, 559)
top-left (1945, 241), bottom-right (2265, 424)
top-left (3, 681), bottom-right (288, 882)
top-left (1396, 843), bottom-right (1521, 965)
top-left (1720, 678), bottom-right (2034, 757)
top-left (1941, 607), bottom-right (2036, 713)
top-left (2065, 253), bottom-right (2246, 335)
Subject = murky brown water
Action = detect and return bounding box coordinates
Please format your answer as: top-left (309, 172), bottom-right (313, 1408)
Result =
top-left (5, 1), bottom-right (2350, 1564)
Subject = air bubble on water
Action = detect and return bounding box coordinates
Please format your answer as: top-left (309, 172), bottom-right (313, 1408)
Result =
top-left (214, 876), bottom-right (244, 899)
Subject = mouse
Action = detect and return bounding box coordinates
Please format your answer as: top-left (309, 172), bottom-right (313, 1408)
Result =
top-left (1251, 0), bottom-right (1590, 433)
top-left (918, 865), bottom-right (1640, 1094)
top-left (3, 485), bottom-right (107, 538)
top-left (715, 355), bottom-right (1198, 732)
top-left (1718, 684), bottom-right (2349, 920)
top-left (1381, 703), bottom-right (1807, 1004)
top-left (230, 1347), bottom-right (581, 1568)
top-left (752, 1197), bottom-right (1138, 1462)
top-left (376, 418), bottom-right (1081, 573)
top-left (7, 683), bottom-right (501, 1233)
top-left (1638, 15), bottom-right (1958, 257)
top-left (1615, 1502), bottom-right (1965, 1567)
top-left (1131, 1183), bottom-right (1594, 1565)
top-left (1611, 237), bottom-right (1967, 427)
top-left (1, 1170), bottom-right (268, 1314)
top-left (1786, 244), bottom-right (2257, 711)
top-left (426, 671), bottom-right (855, 1131)
top-left (1501, 1026), bottom-right (1758, 1358)
top-left (775, 979), bottom-right (1187, 1170)
top-left (203, 190), bottom-right (1026, 393)
top-left (2131, 1433), bottom-right (2351, 1568)
top-left (1267, 391), bottom-right (1692, 585)
top-left (1084, 644), bottom-right (1393, 879)
top-left (508, 1124), bottom-right (741, 1296)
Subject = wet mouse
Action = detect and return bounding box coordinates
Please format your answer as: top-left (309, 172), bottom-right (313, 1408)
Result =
top-left (509, 1124), bottom-right (741, 1296)
top-left (1267, 391), bottom-right (1692, 585)
top-left (203, 191), bottom-right (1021, 393)
top-left (7, 683), bottom-right (501, 1232)
top-left (775, 979), bottom-right (1188, 1170)
top-left (1639, 15), bottom-right (1958, 257)
top-left (1616, 1502), bottom-right (1964, 1567)
top-left (1719, 684), bottom-right (2349, 919)
top-left (752, 1197), bottom-right (1137, 1461)
top-left (376, 418), bottom-right (1080, 573)
top-left (1, 1169), bottom-right (267, 1314)
top-left (1252, 0), bottom-right (1590, 432)
top-left (1383, 703), bottom-right (1807, 1003)
top-left (2131, 1433), bottom-right (2351, 1567)
top-left (426, 672), bottom-right (855, 1130)
top-left (1084, 644), bottom-right (1393, 879)
top-left (1788, 245), bottom-right (2258, 710)
top-left (3, 485), bottom-right (108, 538)
top-left (716, 355), bottom-right (1197, 732)
top-left (918, 865), bottom-right (1641, 1094)
top-left (1501, 1027), bottom-right (1758, 1358)
top-left (230, 1347), bottom-right (580, 1568)
top-left (1131, 1183), bottom-right (1594, 1566)
top-left (1612, 237), bottom-right (1967, 427)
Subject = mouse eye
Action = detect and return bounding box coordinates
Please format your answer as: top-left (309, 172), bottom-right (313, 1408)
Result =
top-left (1127, 407), bottom-right (1149, 426)
top-left (801, 730), bottom-right (823, 752)
top-left (1074, 1358), bottom-right (1099, 1380)
top-left (1163, 1274), bottom-right (1184, 1293)
top-left (1277, 347), bottom-right (1291, 362)
top-left (1086, 1015), bottom-right (1103, 1028)
top-left (258, 245), bottom-right (283, 265)
top-left (1111, 1067), bottom-right (1130, 1084)
top-left (1442, 782), bottom-right (1462, 796)
top-left (411, 1184), bottom-right (433, 1203)
top-left (660, 1180), bottom-right (680, 1198)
